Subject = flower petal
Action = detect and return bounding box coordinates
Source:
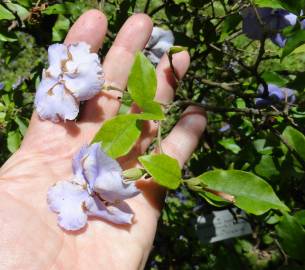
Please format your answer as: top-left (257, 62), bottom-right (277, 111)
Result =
top-left (47, 44), bottom-right (68, 78)
top-left (47, 181), bottom-right (89, 230)
top-left (144, 27), bottom-right (174, 64)
top-left (88, 144), bottom-right (140, 203)
top-left (86, 196), bottom-right (134, 224)
top-left (63, 42), bottom-right (104, 101)
top-left (72, 145), bottom-right (89, 186)
top-left (35, 82), bottom-right (79, 122)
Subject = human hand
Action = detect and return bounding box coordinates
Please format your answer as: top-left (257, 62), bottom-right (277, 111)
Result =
top-left (0, 10), bottom-right (206, 269)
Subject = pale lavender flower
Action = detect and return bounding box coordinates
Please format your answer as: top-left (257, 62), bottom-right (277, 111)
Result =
top-left (47, 143), bottom-right (140, 231)
top-left (241, 8), bottom-right (300, 47)
top-left (35, 42), bottom-right (104, 122)
top-left (144, 27), bottom-right (174, 65)
top-left (255, 83), bottom-right (296, 107)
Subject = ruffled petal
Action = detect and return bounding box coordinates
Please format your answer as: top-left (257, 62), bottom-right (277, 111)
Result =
top-left (35, 82), bottom-right (79, 122)
top-left (86, 196), bottom-right (134, 224)
top-left (81, 143), bottom-right (101, 190)
top-left (47, 44), bottom-right (68, 78)
top-left (84, 144), bottom-right (140, 203)
top-left (72, 145), bottom-right (89, 186)
top-left (63, 61), bottom-right (103, 101)
top-left (63, 43), bottom-right (104, 101)
top-left (47, 181), bottom-right (89, 230)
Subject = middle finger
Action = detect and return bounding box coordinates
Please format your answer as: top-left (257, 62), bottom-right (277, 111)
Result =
top-left (81, 14), bottom-right (153, 125)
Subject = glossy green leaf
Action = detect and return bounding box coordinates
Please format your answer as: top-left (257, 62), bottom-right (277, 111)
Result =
top-left (282, 30), bottom-right (305, 59)
top-left (52, 15), bottom-right (70, 42)
top-left (16, 0), bottom-right (32, 8)
top-left (276, 213), bottom-right (305, 260)
top-left (0, 5), bottom-right (14, 20)
top-left (14, 116), bottom-right (27, 136)
top-left (139, 154), bottom-right (181, 189)
top-left (6, 3), bottom-right (30, 20)
top-left (282, 126), bottom-right (305, 161)
top-left (255, 155), bottom-right (279, 179)
top-left (169, 46), bottom-right (187, 55)
top-left (218, 138), bottom-right (241, 154)
top-left (197, 170), bottom-right (289, 215)
top-left (127, 52), bottom-right (164, 120)
top-left (92, 114), bottom-right (141, 159)
top-left (42, 2), bottom-right (87, 17)
top-left (253, 0), bottom-right (284, 9)
top-left (295, 210), bottom-right (305, 226)
top-left (0, 31), bottom-right (17, 42)
top-left (7, 130), bottom-right (21, 153)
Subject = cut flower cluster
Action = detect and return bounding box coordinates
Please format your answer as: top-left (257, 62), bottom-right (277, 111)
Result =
top-left (35, 42), bottom-right (104, 122)
top-left (47, 143), bottom-right (140, 231)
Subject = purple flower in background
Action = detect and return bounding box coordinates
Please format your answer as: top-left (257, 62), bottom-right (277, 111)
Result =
top-left (255, 84), bottom-right (296, 107)
top-left (219, 124), bottom-right (231, 133)
top-left (144, 27), bottom-right (174, 65)
top-left (241, 8), bottom-right (302, 47)
top-left (47, 143), bottom-right (140, 231)
top-left (35, 42), bottom-right (104, 122)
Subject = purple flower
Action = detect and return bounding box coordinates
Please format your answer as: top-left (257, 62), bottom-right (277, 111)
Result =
top-left (144, 27), bottom-right (174, 65)
top-left (242, 8), bottom-right (301, 47)
top-left (35, 43), bottom-right (104, 122)
top-left (255, 84), bottom-right (296, 107)
top-left (47, 143), bottom-right (140, 231)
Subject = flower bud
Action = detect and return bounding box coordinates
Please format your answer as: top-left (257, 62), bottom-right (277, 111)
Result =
top-left (122, 168), bottom-right (146, 181)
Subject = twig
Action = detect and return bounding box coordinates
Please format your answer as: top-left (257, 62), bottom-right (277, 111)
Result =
top-left (201, 78), bottom-right (239, 91)
top-left (171, 100), bottom-right (286, 116)
top-left (167, 53), bottom-right (179, 82)
top-left (149, 4), bottom-right (165, 16)
top-left (144, 0), bottom-right (151, 14)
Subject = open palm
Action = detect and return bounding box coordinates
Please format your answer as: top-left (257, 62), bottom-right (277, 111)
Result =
top-left (0, 10), bottom-right (206, 270)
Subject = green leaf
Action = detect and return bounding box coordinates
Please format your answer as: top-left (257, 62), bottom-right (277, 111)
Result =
top-left (0, 30), bottom-right (17, 42)
top-left (16, 0), bottom-right (32, 8)
top-left (0, 5), bottom-right (14, 20)
top-left (169, 46), bottom-right (187, 55)
top-left (139, 154), bottom-right (181, 189)
top-left (6, 3), bottom-right (30, 20)
top-left (42, 2), bottom-right (87, 17)
top-left (197, 170), bottom-right (289, 215)
top-left (282, 30), bottom-right (305, 59)
top-left (218, 138), bottom-right (241, 154)
top-left (261, 71), bottom-right (289, 87)
top-left (255, 155), bottom-right (279, 179)
top-left (282, 126), bottom-right (305, 161)
top-left (92, 114), bottom-right (141, 159)
top-left (253, 0), bottom-right (285, 9)
top-left (14, 116), bottom-right (27, 136)
top-left (128, 52), bottom-right (164, 120)
top-left (199, 191), bottom-right (230, 207)
top-left (276, 213), bottom-right (305, 260)
top-left (52, 15), bottom-right (70, 42)
top-left (7, 130), bottom-right (21, 153)
top-left (295, 210), bottom-right (305, 226)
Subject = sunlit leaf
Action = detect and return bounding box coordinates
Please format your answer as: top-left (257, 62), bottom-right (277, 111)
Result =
top-left (196, 170), bottom-right (289, 215)
top-left (139, 154), bottom-right (181, 189)
top-left (92, 114), bottom-right (141, 159)
top-left (128, 52), bottom-right (164, 120)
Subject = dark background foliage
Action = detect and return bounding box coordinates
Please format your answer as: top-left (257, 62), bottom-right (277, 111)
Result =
top-left (1, 0), bottom-right (305, 269)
